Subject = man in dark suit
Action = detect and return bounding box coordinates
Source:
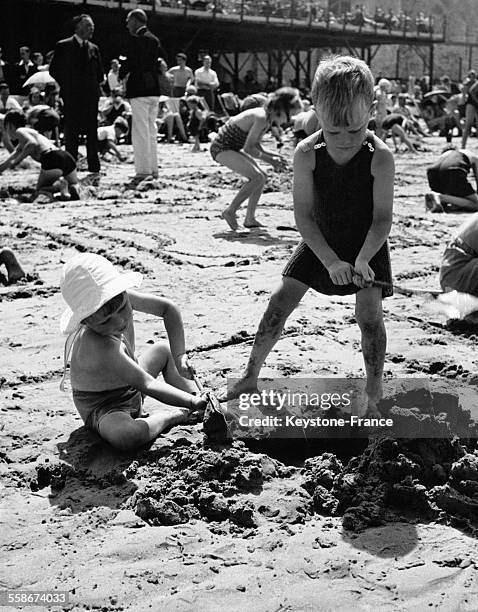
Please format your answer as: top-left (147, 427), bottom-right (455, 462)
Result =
top-left (119, 9), bottom-right (160, 180)
top-left (49, 14), bottom-right (104, 176)
top-left (13, 47), bottom-right (37, 93)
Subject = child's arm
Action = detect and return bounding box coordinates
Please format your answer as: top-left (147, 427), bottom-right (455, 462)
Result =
top-left (293, 141), bottom-right (355, 286)
top-left (105, 139), bottom-right (125, 161)
top-left (96, 339), bottom-right (195, 407)
top-left (0, 130), bottom-right (36, 172)
top-left (127, 290), bottom-right (191, 378)
top-left (354, 139), bottom-right (395, 284)
top-left (242, 114), bottom-right (286, 169)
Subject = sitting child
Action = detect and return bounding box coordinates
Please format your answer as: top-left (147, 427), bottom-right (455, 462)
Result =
top-left (186, 95), bottom-right (206, 152)
top-left (97, 117), bottom-right (129, 161)
top-left (60, 253), bottom-right (210, 451)
top-left (379, 113), bottom-right (417, 153)
top-left (0, 110), bottom-right (79, 200)
top-left (425, 145), bottom-right (478, 213)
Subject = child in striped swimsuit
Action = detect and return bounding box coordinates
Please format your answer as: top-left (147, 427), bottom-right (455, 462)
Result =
top-left (210, 87), bottom-right (303, 230)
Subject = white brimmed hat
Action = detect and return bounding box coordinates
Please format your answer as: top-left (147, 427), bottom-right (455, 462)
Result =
top-left (60, 253), bottom-right (142, 335)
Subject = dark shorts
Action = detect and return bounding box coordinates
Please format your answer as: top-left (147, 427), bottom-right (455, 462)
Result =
top-left (40, 149), bottom-right (76, 176)
top-left (72, 385), bottom-right (143, 433)
top-left (97, 139), bottom-right (110, 155)
top-left (427, 168), bottom-right (475, 198)
top-left (282, 240), bottom-right (393, 298)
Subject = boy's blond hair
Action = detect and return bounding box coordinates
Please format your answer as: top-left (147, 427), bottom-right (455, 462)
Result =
top-left (311, 55), bottom-right (374, 125)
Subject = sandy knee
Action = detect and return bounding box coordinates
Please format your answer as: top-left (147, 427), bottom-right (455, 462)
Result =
top-left (99, 419), bottom-right (149, 452)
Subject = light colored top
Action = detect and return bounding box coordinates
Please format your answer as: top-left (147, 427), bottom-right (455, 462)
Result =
top-left (0, 96), bottom-right (22, 113)
top-left (97, 125), bottom-right (116, 142)
top-left (194, 66), bottom-right (219, 91)
top-left (107, 70), bottom-right (121, 92)
top-left (167, 65), bottom-right (193, 88)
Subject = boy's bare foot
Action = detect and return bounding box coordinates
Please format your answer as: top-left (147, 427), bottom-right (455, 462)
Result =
top-left (0, 248), bottom-right (26, 284)
top-left (69, 184), bottom-right (81, 201)
top-left (221, 209), bottom-right (238, 231)
top-left (217, 376), bottom-right (260, 402)
top-left (244, 219), bottom-right (265, 228)
top-left (425, 192), bottom-right (444, 213)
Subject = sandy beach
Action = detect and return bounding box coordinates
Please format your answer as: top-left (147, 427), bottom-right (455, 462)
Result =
top-left (1, 134), bottom-right (478, 611)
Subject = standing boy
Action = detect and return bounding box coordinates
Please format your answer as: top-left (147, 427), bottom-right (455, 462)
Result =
top-left (225, 56), bottom-right (395, 415)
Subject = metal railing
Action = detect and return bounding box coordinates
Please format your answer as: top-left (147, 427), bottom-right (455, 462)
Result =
top-left (45, 0), bottom-right (445, 39)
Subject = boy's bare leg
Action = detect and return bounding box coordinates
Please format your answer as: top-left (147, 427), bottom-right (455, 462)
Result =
top-left (223, 277), bottom-right (308, 400)
top-left (98, 409), bottom-right (190, 451)
top-left (0, 247), bottom-right (25, 284)
top-left (244, 185), bottom-right (266, 228)
top-left (138, 341), bottom-right (196, 394)
top-left (216, 150), bottom-right (266, 230)
top-left (438, 192), bottom-right (478, 212)
top-left (355, 287), bottom-right (386, 416)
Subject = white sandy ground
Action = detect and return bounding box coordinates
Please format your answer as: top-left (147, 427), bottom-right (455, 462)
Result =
top-left (1, 135), bottom-right (478, 611)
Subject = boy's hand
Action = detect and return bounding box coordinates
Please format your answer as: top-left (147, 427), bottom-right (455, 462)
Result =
top-left (354, 259), bottom-right (375, 287)
top-left (327, 260), bottom-right (355, 285)
top-left (175, 353), bottom-right (193, 379)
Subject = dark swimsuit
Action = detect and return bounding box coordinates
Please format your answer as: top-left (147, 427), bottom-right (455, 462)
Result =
top-left (427, 149), bottom-right (475, 198)
top-left (210, 119), bottom-right (249, 160)
top-left (68, 331), bottom-right (143, 433)
top-left (283, 130), bottom-right (393, 298)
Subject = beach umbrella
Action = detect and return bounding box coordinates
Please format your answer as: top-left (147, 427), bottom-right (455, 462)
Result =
top-left (23, 71), bottom-right (56, 89)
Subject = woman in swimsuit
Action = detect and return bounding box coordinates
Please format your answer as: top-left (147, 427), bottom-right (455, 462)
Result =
top-left (210, 87), bottom-right (303, 230)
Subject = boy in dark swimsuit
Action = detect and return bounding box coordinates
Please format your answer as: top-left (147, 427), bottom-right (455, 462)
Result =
top-left (225, 55), bottom-right (395, 416)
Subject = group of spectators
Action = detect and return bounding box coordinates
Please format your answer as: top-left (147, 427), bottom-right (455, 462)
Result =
top-left (130, 0), bottom-right (436, 34)
top-left (0, 10), bottom-right (230, 183)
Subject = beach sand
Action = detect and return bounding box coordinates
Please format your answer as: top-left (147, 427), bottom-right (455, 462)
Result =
top-left (1, 136), bottom-right (478, 611)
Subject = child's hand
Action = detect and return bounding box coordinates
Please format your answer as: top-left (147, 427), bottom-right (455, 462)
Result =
top-left (327, 260), bottom-right (355, 285)
top-left (175, 353), bottom-right (193, 379)
top-left (354, 259), bottom-right (375, 287)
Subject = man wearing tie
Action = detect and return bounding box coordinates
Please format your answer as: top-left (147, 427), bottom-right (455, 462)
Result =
top-left (50, 14), bottom-right (104, 177)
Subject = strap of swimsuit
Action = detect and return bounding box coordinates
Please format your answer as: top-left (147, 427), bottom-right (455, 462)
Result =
top-left (59, 327), bottom-right (82, 392)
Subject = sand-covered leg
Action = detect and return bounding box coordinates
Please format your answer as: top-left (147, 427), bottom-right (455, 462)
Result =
top-left (221, 277), bottom-right (307, 401)
top-left (356, 287), bottom-right (386, 416)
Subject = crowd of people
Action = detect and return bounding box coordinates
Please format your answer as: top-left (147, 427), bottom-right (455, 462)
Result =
top-left (94, 0), bottom-right (436, 34)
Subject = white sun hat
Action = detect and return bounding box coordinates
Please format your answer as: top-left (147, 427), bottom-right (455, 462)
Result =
top-left (60, 253), bottom-right (142, 335)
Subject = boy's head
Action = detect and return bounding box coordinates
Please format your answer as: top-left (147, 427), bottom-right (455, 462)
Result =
top-left (186, 95), bottom-right (200, 108)
top-left (60, 253), bottom-right (142, 335)
top-left (113, 116), bottom-right (129, 137)
top-left (265, 87), bottom-right (303, 126)
top-left (311, 55), bottom-right (374, 126)
top-left (0, 82), bottom-right (10, 100)
top-left (4, 110), bottom-right (26, 136)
